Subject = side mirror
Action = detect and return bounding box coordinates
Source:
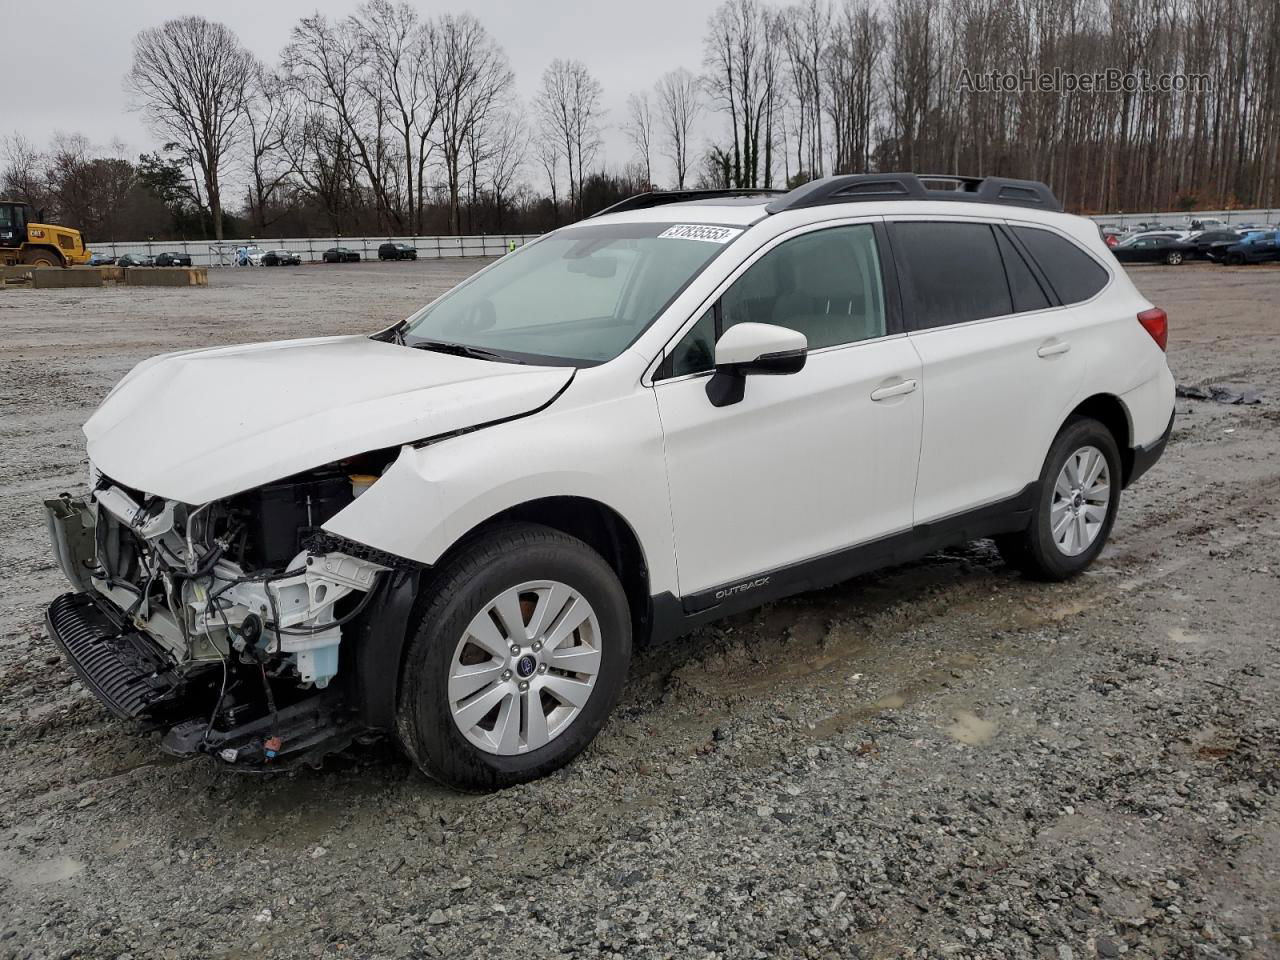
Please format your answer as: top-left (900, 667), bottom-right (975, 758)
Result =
top-left (706, 322), bottom-right (807, 407)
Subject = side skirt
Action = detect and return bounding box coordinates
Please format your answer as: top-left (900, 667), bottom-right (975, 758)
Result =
top-left (649, 482), bottom-right (1038, 644)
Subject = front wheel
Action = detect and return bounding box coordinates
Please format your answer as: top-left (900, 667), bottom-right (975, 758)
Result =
top-left (995, 417), bottom-right (1122, 581)
top-left (397, 523), bottom-right (632, 790)
top-left (22, 248), bottom-right (61, 267)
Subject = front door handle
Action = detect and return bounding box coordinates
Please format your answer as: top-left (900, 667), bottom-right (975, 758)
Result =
top-left (1037, 340), bottom-right (1071, 358)
top-left (870, 378), bottom-right (918, 401)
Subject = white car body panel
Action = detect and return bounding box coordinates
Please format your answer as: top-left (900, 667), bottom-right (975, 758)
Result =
top-left (654, 335), bottom-right (922, 595)
top-left (84, 335), bottom-right (573, 503)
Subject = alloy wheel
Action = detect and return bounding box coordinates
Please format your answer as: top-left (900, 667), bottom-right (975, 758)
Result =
top-left (1050, 445), bottom-right (1111, 557)
top-left (448, 580), bottom-right (602, 755)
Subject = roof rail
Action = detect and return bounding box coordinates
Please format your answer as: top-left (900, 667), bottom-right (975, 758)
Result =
top-left (591, 188), bottom-right (785, 218)
top-left (764, 173), bottom-right (1062, 214)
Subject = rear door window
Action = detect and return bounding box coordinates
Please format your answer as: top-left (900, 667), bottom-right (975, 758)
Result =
top-left (891, 221), bottom-right (1012, 329)
top-left (1010, 226), bottom-right (1109, 304)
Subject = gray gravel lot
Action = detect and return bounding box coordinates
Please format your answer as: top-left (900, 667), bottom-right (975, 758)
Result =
top-left (1, 259), bottom-right (1278, 960)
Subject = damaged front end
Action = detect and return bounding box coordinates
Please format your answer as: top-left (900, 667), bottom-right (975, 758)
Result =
top-left (44, 461), bottom-right (401, 769)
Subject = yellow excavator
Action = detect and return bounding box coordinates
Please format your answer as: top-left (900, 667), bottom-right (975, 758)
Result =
top-left (0, 199), bottom-right (91, 267)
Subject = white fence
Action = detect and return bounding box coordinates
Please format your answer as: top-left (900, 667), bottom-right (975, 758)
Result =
top-left (83, 234), bottom-right (539, 266)
top-left (1088, 208), bottom-right (1280, 228)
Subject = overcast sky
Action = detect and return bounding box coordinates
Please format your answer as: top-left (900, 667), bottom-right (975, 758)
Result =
top-left (7, 0), bottom-right (716, 187)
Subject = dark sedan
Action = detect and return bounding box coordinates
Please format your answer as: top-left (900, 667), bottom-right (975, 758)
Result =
top-left (378, 242), bottom-right (418, 261)
top-left (1189, 229), bottom-right (1244, 262)
top-left (154, 251), bottom-right (192, 267)
top-left (322, 247), bottom-right (361, 263)
top-left (262, 249), bottom-right (302, 266)
top-left (1218, 231), bottom-right (1280, 265)
top-left (1110, 235), bottom-right (1195, 265)
top-left (117, 254), bottom-right (155, 268)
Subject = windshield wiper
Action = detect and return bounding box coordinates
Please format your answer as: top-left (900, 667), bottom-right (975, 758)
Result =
top-left (406, 339), bottom-right (521, 363)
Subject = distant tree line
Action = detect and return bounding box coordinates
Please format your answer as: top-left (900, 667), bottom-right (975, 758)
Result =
top-left (3, 0), bottom-right (1278, 243)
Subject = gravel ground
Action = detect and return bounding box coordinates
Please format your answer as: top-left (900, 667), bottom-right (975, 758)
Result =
top-left (1, 260), bottom-right (1277, 960)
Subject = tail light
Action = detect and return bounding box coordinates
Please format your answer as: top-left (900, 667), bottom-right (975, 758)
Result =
top-left (1137, 307), bottom-right (1168, 351)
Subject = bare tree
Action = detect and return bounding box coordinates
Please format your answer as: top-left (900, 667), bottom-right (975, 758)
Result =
top-left (703, 0), bottom-right (784, 188)
top-left (825, 0), bottom-right (881, 174)
top-left (127, 16), bottom-right (254, 240)
top-left (780, 0), bottom-right (832, 182)
top-left (284, 12), bottom-right (400, 231)
top-left (1, 134), bottom-right (49, 211)
top-left (534, 135), bottom-right (561, 223)
top-left (535, 59), bottom-right (604, 215)
top-left (243, 66), bottom-right (294, 232)
top-left (430, 14), bottom-right (513, 234)
top-left (485, 108), bottom-right (529, 231)
top-left (354, 0), bottom-right (441, 232)
top-left (625, 92), bottom-right (656, 187)
top-left (656, 68), bottom-right (703, 188)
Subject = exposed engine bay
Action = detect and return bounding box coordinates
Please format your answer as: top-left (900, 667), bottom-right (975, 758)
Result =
top-left (44, 456), bottom-right (401, 768)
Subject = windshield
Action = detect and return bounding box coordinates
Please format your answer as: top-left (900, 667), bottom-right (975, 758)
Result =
top-left (400, 221), bottom-right (742, 364)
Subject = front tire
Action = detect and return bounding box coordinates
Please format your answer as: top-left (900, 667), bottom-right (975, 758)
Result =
top-left (22, 247), bottom-right (62, 267)
top-left (396, 523), bottom-right (632, 790)
top-left (996, 417), bottom-right (1122, 581)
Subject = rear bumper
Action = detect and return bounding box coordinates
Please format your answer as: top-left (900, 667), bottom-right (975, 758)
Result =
top-left (1128, 412), bottom-right (1174, 486)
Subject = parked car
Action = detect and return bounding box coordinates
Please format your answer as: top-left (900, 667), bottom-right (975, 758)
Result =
top-left (117, 254), bottom-right (154, 267)
top-left (1186, 229), bottom-right (1244, 261)
top-left (1098, 225), bottom-right (1124, 248)
top-left (88, 252), bottom-right (116, 266)
top-left (1111, 234), bottom-right (1195, 265)
top-left (1187, 217), bottom-right (1228, 231)
top-left (323, 246), bottom-right (361, 263)
top-left (43, 173), bottom-right (1174, 790)
top-left (1218, 230), bottom-right (1280, 265)
top-left (378, 242), bottom-right (418, 261)
top-left (154, 251), bottom-right (192, 267)
top-left (262, 249), bottom-right (302, 267)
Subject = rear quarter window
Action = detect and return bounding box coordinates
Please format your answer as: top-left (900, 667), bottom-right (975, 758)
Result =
top-left (1010, 226), bottom-right (1109, 304)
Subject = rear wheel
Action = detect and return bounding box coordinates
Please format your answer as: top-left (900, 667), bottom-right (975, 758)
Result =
top-left (995, 417), bottom-right (1122, 581)
top-left (396, 523), bottom-right (631, 790)
top-left (1165, 250), bottom-right (1184, 265)
top-left (22, 247), bottom-right (61, 267)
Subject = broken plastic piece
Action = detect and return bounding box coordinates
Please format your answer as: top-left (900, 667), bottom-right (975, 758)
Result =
top-left (263, 736), bottom-right (283, 760)
top-left (1176, 382), bottom-right (1264, 404)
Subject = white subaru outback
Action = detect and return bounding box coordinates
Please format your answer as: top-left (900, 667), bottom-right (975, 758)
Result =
top-left (45, 174), bottom-right (1174, 789)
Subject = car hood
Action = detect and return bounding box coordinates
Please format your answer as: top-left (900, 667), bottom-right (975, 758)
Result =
top-left (85, 335), bottom-right (574, 503)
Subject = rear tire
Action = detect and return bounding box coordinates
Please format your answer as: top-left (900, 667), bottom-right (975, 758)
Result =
top-left (995, 417), bottom-right (1122, 581)
top-left (1165, 250), bottom-right (1183, 265)
top-left (396, 523), bottom-right (632, 790)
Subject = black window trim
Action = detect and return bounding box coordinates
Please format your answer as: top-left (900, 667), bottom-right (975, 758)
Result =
top-left (993, 223), bottom-right (1056, 309)
top-left (1002, 219), bottom-right (1115, 307)
top-left (652, 217), bottom-right (900, 383)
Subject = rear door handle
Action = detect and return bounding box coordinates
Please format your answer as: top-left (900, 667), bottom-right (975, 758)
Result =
top-left (1037, 340), bottom-right (1071, 358)
top-left (870, 378), bottom-right (918, 401)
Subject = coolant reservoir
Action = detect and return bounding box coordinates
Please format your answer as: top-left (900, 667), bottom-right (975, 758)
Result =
top-left (349, 474), bottom-right (378, 498)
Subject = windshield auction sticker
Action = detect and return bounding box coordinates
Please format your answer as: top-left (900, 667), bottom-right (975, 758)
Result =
top-left (658, 224), bottom-right (744, 244)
